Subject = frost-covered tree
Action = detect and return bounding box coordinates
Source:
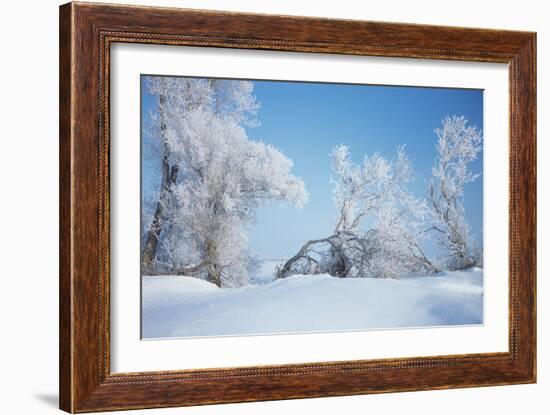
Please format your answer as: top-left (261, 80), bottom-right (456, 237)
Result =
top-left (428, 115), bottom-right (482, 270)
top-left (141, 76), bottom-right (307, 287)
top-left (141, 77), bottom-right (260, 270)
top-left (278, 145), bottom-right (437, 279)
top-left (168, 108), bottom-right (307, 287)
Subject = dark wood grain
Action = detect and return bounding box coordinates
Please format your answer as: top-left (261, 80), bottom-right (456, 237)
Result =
top-left (59, 2), bottom-right (536, 413)
top-left (59, 3), bottom-right (73, 411)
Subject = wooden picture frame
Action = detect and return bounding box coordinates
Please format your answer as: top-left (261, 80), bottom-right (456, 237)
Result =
top-left (59, 2), bottom-right (536, 412)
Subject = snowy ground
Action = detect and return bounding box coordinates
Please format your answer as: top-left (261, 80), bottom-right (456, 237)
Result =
top-left (142, 265), bottom-right (483, 339)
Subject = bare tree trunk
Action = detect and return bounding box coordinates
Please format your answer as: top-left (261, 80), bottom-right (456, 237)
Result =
top-left (206, 264), bottom-right (222, 287)
top-left (204, 239), bottom-right (222, 287)
top-left (327, 241), bottom-right (351, 277)
top-left (142, 95), bottom-right (179, 270)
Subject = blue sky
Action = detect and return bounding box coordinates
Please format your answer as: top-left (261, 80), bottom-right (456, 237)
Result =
top-left (142, 77), bottom-right (483, 260)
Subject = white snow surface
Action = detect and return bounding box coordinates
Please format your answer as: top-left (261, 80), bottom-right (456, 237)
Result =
top-left (142, 267), bottom-right (483, 339)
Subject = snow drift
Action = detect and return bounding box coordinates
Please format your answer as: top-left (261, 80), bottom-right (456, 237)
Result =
top-left (142, 267), bottom-right (483, 339)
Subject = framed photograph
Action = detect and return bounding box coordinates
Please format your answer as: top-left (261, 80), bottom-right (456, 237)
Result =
top-left (59, 2), bottom-right (536, 412)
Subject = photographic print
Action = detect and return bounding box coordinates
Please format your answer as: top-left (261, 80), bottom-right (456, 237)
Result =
top-left (140, 75), bottom-right (484, 339)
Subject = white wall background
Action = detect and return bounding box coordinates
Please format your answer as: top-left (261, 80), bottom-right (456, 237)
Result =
top-left (0, 1), bottom-right (546, 414)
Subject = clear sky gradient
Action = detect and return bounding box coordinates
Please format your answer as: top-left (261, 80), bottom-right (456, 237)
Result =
top-left (141, 77), bottom-right (483, 260)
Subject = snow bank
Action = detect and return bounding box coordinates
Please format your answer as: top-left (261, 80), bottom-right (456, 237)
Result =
top-left (142, 268), bottom-right (483, 339)
top-left (247, 259), bottom-right (283, 285)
